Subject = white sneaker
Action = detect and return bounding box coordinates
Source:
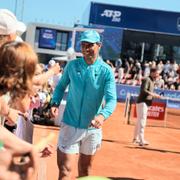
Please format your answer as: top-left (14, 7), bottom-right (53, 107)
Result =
top-left (132, 139), bottom-right (140, 144)
top-left (139, 140), bottom-right (149, 146)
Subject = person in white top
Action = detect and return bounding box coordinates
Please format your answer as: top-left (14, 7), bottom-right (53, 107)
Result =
top-left (48, 59), bottom-right (62, 89)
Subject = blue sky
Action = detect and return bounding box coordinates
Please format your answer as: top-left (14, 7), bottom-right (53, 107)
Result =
top-left (1, 0), bottom-right (180, 27)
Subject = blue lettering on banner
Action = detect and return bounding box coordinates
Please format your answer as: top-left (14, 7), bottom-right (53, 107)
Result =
top-left (116, 84), bottom-right (180, 109)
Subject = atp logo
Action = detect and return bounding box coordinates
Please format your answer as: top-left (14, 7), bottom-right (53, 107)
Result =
top-left (177, 17), bottom-right (180, 31)
top-left (101, 9), bottom-right (121, 22)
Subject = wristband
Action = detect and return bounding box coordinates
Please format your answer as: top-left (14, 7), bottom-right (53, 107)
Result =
top-left (0, 141), bottom-right (5, 151)
top-left (0, 141), bottom-right (4, 150)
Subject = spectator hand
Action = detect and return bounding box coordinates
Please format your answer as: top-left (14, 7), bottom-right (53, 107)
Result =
top-left (0, 151), bottom-right (20, 180)
top-left (153, 93), bottom-right (161, 99)
top-left (5, 108), bottom-right (21, 125)
top-left (49, 63), bottom-right (60, 75)
top-left (0, 126), bottom-right (38, 179)
top-left (0, 147), bottom-right (38, 180)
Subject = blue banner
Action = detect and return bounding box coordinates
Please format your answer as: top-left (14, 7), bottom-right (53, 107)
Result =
top-left (116, 84), bottom-right (139, 102)
top-left (94, 25), bottom-right (123, 60)
top-left (39, 28), bottom-right (57, 49)
top-left (116, 84), bottom-right (180, 109)
top-left (90, 2), bottom-right (180, 35)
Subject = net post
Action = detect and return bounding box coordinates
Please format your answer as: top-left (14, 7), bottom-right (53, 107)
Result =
top-left (124, 93), bottom-right (130, 118)
top-left (163, 98), bottom-right (168, 128)
top-left (127, 93), bottom-right (132, 125)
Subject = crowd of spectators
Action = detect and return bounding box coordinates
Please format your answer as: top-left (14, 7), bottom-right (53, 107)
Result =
top-left (106, 57), bottom-right (180, 91)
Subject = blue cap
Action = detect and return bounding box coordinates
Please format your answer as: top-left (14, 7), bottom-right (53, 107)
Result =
top-left (80, 30), bottom-right (101, 43)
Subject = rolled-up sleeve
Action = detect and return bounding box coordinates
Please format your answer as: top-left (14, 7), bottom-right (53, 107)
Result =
top-left (99, 69), bottom-right (117, 119)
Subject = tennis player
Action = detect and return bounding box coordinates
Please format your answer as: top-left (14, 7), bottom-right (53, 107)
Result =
top-left (51, 29), bottom-right (117, 179)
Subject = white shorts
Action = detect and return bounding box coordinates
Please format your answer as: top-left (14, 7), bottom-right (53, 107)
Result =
top-left (57, 122), bottom-right (102, 155)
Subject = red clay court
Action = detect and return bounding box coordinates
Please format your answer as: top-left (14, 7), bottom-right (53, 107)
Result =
top-left (33, 103), bottom-right (180, 180)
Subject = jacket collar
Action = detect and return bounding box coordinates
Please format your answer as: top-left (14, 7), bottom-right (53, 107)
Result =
top-left (81, 57), bottom-right (102, 67)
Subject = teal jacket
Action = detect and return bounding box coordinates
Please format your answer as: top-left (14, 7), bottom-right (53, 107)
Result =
top-left (51, 57), bottom-right (117, 129)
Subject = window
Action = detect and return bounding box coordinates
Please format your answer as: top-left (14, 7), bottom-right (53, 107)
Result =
top-left (38, 28), bottom-right (57, 49)
top-left (35, 27), bottom-right (69, 51)
top-left (56, 32), bottom-right (69, 51)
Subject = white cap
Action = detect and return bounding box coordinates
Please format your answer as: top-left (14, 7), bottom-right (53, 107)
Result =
top-left (48, 59), bottom-right (56, 67)
top-left (0, 9), bottom-right (26, 35)
top-left (66, 47), bottom-right (76, 60)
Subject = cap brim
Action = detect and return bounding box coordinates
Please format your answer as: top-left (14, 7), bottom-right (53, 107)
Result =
top-left (80, 38), bottom-right (100, 43)
top-left (16, 21), bottom-right (26, 35)
top-left (15, 36), bottom-right (23, 42)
